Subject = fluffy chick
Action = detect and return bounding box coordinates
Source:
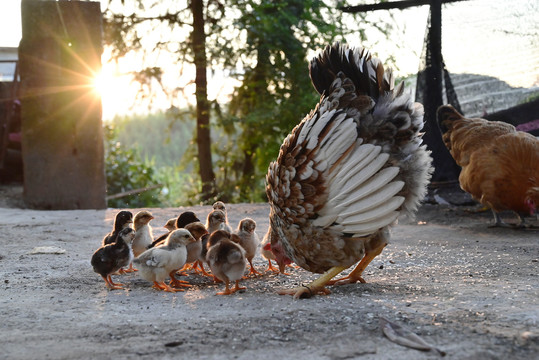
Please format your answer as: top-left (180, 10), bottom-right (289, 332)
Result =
top-left (183, 222), bottom-right (209, 271)
top-left (206, 209), bottom-right (231, 233)
top-left (91, 228), bottom-right (136, 290)
top-left (206, 232), bottom-right (247, 295)
top-left (235, 218), bottom-right (261, 276)
top-left (176, 211), bottom-right (201, 228)
top-left (164, 218), bottom-right (177, 232)
top-left (132, 210), bottom-right (154, 257)
top-left (149, 211), bottom-right (201, 248)
top-left (134, 229), bottom-right (196, 292)
top-left (260, 230), bottom-right (283, 274)
top-left (102, 210), bottom-right (133, 246)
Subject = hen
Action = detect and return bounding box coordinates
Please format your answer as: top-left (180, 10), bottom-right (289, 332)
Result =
top-left (266, 42), bottom-right (433, 298)
top-left (437, 105), bottom-right (539, 227)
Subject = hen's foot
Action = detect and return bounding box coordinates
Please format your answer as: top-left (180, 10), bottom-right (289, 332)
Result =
top-left (327, 274), bottom-right (366, 286)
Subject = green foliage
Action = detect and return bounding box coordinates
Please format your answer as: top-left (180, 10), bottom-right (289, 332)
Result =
top-left (113, 111), bottom-right (195, 169)
top-left (104, 124), bottom-right (163, 208)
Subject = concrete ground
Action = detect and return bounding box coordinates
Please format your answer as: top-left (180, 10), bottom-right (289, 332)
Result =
top-left (0, 185), bottom-right (537, 359)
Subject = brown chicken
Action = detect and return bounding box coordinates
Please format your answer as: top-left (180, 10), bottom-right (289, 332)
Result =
top-left (266, 42), bottom-right (433, 298)
top-left (437, 105), bottom-right (539, 227)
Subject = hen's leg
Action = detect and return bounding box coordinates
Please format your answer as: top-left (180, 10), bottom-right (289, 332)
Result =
top-left (278, 266), bottom-right (349, 299)
top-left (329, 242), bottom-right (387, 286)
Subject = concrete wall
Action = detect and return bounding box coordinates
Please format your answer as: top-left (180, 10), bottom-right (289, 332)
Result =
top-left (19, 0), bottom-right (106, 209)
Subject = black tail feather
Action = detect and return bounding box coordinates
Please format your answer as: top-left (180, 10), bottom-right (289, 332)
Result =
top-left (309, 42), bottom-right (386, 100)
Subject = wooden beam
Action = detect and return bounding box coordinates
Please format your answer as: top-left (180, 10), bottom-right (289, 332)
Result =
top-left (340, 0), bottom-right (468, 13)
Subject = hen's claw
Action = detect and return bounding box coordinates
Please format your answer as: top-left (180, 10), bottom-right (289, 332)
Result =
top-left (278, 285), bottom-right (331, 299)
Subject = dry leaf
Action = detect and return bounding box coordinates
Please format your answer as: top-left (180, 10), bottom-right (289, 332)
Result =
top-left (29, 246), bottom-right (66, 255)
top-left (379, 317), bottom-right (446, 356)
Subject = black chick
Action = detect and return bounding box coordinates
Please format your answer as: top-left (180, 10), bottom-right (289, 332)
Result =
top-left (102, 210), bottom-right (133, 246)
top-left (148, 211), bottom-right (201, 249)
top-left (92, 228), bottom-right (136, 290)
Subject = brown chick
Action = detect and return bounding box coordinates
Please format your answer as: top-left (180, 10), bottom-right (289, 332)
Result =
top-left (205, 209), bottom-right (231, 234)
top-left (266, 42), bottom-right (433, 298)
top-left (211, 201), bottom-right (233, 232)
top-left (206, 231), bottom-right (247, 295)
top-left (438, 105), bottom-right (539, 227)
top-left (129, 210), bottom-right (154, 272)
top-left (148, 218), bottom-right (177, 249)
top-left (91, 228), bottom-right (135, 290)
top-left (234, 218), bottom-right (261, 276)
top-left (134, 229), bottom-right (196, 292)
top-left (164, 218), bottom-right (177, 232)
top-left (177, 222), bottom-right (210, 279)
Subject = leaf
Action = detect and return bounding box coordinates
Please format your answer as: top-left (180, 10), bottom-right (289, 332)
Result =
top-left (379, 317), bottom-right (446, 356)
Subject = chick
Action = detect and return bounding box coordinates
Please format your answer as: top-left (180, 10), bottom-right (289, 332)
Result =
top-left (205, 209), bottom-right (231, 233)
top-left (171, 222), bottom-right (209, 285)
top-left (206, 230), bottom-right (247, 295)
top-left (211, 201), bottom-right (232, 232)
top-left (148, 217), bottom-right (177, 249)
top-left (102, 210), bottom-right (133, 246)
top-left (183, 222), bottom-right (209, 270)
top-left (260, 230), bottom-right (280, 274)
top-left (134, 229), bottom-right (196, 292)
top-left (164, 218), bottom-right (177, 232)
top-left (196, 233), bottom-right (213, 277)
top-left (91, 228), bottom-right (136, 290)
top-left (149, 211), bottom-right (201, 248)
top-left (130, 210), bottom-right (154, 271)
top-left (176, 211), bottom-right (200, 228)
top-left (234, 218), bottom-right (261, 276)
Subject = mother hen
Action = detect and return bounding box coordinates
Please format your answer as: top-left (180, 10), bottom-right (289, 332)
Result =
top-left (266, 42), bottom-right (433, 298)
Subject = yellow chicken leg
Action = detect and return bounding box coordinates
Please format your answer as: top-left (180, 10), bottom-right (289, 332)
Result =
top-left (278, 266), bottom-right (349, 299)
top-left (329, 243), bottom-right (387, 286)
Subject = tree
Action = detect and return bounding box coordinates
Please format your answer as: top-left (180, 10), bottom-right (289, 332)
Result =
top-left (102, 0), bottom-right (224, 202)
top-left (101, 0), bottom-right (390, 203)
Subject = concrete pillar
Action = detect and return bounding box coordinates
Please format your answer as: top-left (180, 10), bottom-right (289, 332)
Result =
top-left (19, 0), bottom-right (106, 209)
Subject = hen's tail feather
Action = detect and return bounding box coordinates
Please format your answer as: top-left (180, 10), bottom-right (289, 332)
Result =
top-left (437, 104), bottom-right (464, 135)
top-left (310, 42), bottom-right (393, 100)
